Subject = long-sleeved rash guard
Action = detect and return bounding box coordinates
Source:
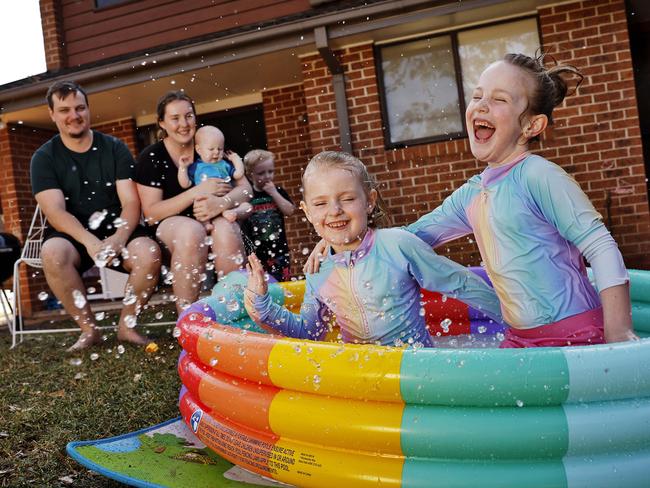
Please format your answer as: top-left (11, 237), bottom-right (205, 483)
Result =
top-left (407, 154), bottom-right (628, 329)
top-left (246, 227), bottom-right (502, 346)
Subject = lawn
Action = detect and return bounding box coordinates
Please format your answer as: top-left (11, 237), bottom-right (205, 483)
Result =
top-left (0, 305), bottom-right (183, 487)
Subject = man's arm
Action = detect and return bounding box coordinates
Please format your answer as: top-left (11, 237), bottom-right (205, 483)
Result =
top-left (102, 178), bottom-right (141, 252)
top-left (35, 189), bottom-right (103, 258)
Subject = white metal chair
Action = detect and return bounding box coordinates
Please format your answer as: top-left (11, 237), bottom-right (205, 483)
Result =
top-left (10, 205), bottom-right (128, 347)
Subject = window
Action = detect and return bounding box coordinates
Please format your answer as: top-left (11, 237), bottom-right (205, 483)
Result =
top-left (95, 0), bottom-right (136, 9)
top-left (377, 18), bottom-right (539, 147)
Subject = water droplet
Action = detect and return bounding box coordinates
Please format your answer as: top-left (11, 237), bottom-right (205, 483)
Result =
top-left (113, 217), bottom-right (127, 228)
top-left (155, 312), bottom-right (164, 320)
top-left (516, 399), bottom-right (524, 407)
top-left (226, 300), bottom-right (240, 312)
top-left (117, 345), bottom-right (125, 354)
top-left (125, 315), bottom-right (137, 328)
top-left (172, 327), bottom-right (182, 338)
top-left (88, 210), bottom-right (108, 230)
top-left (440, 318), bottom-right (452, 332)
top-left (209, 358), bottom-right (219, 367)
top-left (90, 353), bottom-right (99, 361)
top-left (69, 358), bottom-right (82, 366)
top-left (94, 311), bottom-right (105, 321)
top-left (122, 287), bottom-right (137, 306)
top-left (38, 291), bottom-right (49, 301)
top-left (73, 290), bottom-right (86, 309)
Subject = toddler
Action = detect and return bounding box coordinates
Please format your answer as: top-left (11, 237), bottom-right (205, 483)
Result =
top-left (240, 149), bottom-right (295, 282)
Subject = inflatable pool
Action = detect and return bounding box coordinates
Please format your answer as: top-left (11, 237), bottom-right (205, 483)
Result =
top-left (176, 268), bottom-right (650, 488)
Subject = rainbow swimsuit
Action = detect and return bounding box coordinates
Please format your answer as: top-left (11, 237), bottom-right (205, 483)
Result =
top-left (408, 154), bottom-right (628, 329)
top-left (246, 227), bottom-right (502, 346)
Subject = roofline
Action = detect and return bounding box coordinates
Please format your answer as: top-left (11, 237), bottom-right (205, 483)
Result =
top-left (0, 0), bottom-right (509, 114)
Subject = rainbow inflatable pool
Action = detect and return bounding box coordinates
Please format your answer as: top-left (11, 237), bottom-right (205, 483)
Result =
top-left (176, 269), bottom-right (650, 488)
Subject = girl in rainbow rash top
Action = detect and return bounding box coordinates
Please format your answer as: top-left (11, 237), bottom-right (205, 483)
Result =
top-left (408, 53), bottom-right (637, 347)
top-left (244, 151), bottom-right (502, 347)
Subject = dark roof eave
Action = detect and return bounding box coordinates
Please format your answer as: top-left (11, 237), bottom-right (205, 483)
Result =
top-left (0, 0), bottom-right (509, 113)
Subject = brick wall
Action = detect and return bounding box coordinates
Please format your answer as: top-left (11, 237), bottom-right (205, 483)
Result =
top-left (40, 0), bottom-right (66, 72)
top-left (0, 123), bottom-right (55, 316)
top-left (300, 45), bottom-right (483, 265)
top-left (291, 0), bottom-right (650, 270)
top-left (538, 0), bottom-right (650, 268)
top-left (261, 85), bottom-right (314, 275)
top-left (94, 118), bottom-right (138, 157)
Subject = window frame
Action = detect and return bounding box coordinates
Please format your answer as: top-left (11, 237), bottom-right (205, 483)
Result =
top-left (374, 15), bottom-right (539, 149)
top-left (94, 0), bottom-right (140, 11)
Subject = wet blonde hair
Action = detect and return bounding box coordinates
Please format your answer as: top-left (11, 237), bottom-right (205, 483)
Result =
top-left (244, 149), bottom-right (274, 176)
top-left (302, 151), bottom-right (391, 228)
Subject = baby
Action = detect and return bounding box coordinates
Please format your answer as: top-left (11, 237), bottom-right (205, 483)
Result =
top-left (178, 125), bottom-right (252, 223)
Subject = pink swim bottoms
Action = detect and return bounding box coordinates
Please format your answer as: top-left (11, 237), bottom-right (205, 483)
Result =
top-left (499, 307), bottom-right (604, 348)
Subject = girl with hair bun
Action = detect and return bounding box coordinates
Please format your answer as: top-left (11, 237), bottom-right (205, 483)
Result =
top-left (407, 53), bottom-right (637, 347)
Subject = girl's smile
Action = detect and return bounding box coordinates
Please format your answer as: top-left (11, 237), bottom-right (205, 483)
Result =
top-left (466, 61), bottom-right (535, 166)
top-left (300, 167), bottom-right (376, 254)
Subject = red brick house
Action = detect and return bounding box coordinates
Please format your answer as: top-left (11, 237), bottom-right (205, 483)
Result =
top-left (1, 0), bottom-right (649, 317)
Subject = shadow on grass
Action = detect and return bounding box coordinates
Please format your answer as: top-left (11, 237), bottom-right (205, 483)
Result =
top-left (0, 304), bottom-right (182, 487)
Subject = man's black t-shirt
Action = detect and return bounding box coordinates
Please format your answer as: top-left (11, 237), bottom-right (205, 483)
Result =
top-left (30, 131), bottom-right (135, 229)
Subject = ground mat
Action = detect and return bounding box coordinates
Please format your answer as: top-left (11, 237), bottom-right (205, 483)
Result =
top-left (67, 417), bottom-right (290, 487)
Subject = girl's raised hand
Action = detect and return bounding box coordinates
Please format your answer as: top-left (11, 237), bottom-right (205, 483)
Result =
top-left (246, 253), bottom-right (268, 296)
top-left (303, 239), bottom-right (329, 274)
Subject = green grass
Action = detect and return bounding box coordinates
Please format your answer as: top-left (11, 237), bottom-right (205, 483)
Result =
top-left (0, 306), bottom-right (183, 487)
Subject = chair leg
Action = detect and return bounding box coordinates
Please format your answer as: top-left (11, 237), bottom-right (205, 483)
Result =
top-left (11, 259), bottom-right (21, 348)
top-left (0, 288), bottom-right (12, 329)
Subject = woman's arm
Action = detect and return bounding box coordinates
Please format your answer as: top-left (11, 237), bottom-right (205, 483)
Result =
top-left (193, 176), bottom-right (253, 222)
top-left (138, 179), bottom-right (230, 225)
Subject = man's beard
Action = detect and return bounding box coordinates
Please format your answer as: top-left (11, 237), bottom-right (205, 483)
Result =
top-left (68, 128), bottom-right (87, 139)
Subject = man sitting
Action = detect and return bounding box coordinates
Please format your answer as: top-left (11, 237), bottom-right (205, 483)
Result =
top-left (31, 80), bottom-right (161, 351)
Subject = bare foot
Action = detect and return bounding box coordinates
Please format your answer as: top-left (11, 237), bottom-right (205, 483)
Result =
top-left (117, 327), bottom-right (150, 346)
top-left (66, 329), bottom-right (102, 352)
top-left (222, 209), bottom-right (237, 223)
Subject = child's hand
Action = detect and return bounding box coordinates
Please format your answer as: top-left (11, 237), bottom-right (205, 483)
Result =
top-left (225, 150), bottom-right (242, 165)
top-left (246, 253), bottom-right (268, 296)
top-left (262, 181), bottom-right (278, 195)
top-left (179, 155), bottom-right (193, 169)
top-left (303, 239), bottom-right (329, 274)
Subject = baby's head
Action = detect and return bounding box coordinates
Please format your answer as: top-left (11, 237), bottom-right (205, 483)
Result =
top-left (195, 125), bottom-right (225, 163)
top-left (300, 151), bottom-right (390, 252)
top-left (466, 52), bottom-right (583, 165)
top-left (244, 149), bottom-right (275, 191)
